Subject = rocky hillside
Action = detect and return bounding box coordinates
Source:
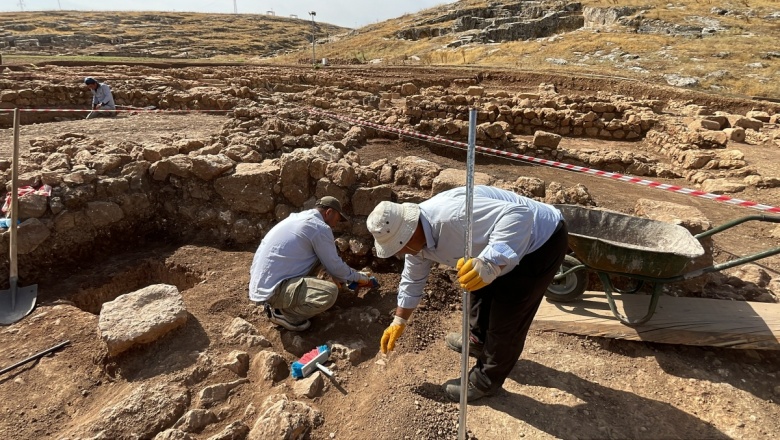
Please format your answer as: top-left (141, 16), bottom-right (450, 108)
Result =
top-left (303, 0), bottom-right (779, 98)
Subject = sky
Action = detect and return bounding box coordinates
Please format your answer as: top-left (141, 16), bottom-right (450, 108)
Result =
top-left (2, 0), bottom-right (458, 28)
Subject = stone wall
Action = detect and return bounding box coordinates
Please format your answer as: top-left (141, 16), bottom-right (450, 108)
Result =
top-left (0, 106), bottom-right (595, 284)
top-left (399, 88), bottom-right (660, 141)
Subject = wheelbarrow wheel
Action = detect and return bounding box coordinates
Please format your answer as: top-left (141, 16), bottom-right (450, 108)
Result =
top-left (545, 254), bottom-right (587, 303)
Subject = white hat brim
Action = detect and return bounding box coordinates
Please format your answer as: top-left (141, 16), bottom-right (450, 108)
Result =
top-left (374, 203), bottom-right (421, 258)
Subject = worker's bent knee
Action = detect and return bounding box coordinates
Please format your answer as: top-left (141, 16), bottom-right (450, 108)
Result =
top-left (299, 277), bottom-right (338, 311)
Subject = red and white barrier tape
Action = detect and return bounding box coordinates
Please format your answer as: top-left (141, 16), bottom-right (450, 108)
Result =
top-left (309, 108), bottom-right (780, 214)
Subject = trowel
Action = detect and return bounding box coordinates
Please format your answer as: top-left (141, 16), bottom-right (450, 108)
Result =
top-left (0, 109), bottom-right (37, 325)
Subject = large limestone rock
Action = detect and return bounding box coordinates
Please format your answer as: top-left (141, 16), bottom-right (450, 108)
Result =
top-left (351, 185), bottom-right (393, 216)
top-left (206, 421), bottom-right (250, 440)
top-left (190, 154), bottom-right (235, 181)
top-left (701, 178), bottom-right (746, 194)
top-left (143, 145), bottom-right (179, 162)
top-left (726, 115), bottom-right (763, 131)
top-left (400, 83), bottom-right (418, 96)
top-left (431, 168), bottom-right (494, 195)
top-left (393, 156), bottom-right (442, 188)
top-left (83, 383), bottom-right (190, 439)
top-left (98, 284), bottom-right (188, 356)
top-left (634, 198), bottom-right (712, 234)
top-left (222, 317), bottom-right (271, 348)
top-left (533, 130), bottom-right (562, 148)
top-left (249, 351), bottom-right (288, 383)
top-left (198, 379), bottom-right (249, 408)
top-left (293, 372), bottom-right (324, 399)
top-left (150, 155), bottom-right (193, 180)
top-left (16, 218), bottom-right (51, 254)
top-left (222, 350), bottom-right (250, 377)
top-left (173, 409), bottom-right (218, 433)
top-left (154, 429), bottom-right (193, 440)
top-left (326, 162), bottom-right (357, 187)
top-left (89, 153), bottom-right (129, 175)
top-left (85, 201), bottom-right (124, 228)
top-left (247, 395), bottom-right (323, 440)
top-left (279, 153), bottom-right (311, 207)
top-left (214, 161), bottom-right (279, 214)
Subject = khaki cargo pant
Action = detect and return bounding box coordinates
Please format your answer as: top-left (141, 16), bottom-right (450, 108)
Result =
top-left (267, 266), bottom-right (339, 322)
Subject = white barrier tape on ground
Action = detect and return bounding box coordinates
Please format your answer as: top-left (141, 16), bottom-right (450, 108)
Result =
top-left (309, 108), bottom-right (780, 215)
top-left (16, 108), bottom-right (231, 113)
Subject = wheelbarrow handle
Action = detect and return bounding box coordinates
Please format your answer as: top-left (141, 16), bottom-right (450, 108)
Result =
top-left (694, 214), bottom-right (780, 239)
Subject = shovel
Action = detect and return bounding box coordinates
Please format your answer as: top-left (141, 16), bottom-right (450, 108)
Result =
top-left (0, 108), bottom-right (37, 325)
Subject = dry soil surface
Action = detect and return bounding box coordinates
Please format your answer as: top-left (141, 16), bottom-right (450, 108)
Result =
top-left (1, 107), bottom-right (780, 439)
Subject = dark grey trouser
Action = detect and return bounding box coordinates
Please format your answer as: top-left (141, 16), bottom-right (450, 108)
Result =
top-left (468, 221), bottom-right (569, 393)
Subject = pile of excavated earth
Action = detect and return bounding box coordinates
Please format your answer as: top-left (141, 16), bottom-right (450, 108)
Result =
top-left (0, 63), bottom-right (779, 440)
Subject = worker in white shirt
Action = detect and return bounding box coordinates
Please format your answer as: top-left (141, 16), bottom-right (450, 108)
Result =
top-left (367, 185), bottom-right (568, 401)
top-left (84, 77), bottom-right (116, 118)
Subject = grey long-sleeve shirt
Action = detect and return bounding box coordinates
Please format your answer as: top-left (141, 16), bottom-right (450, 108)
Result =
top-left (91, 83), bottom-right (116, 110)
top-left (397, 186), bottom-right (563, 309)
top-left (249, 209), bottom-right (364, 302)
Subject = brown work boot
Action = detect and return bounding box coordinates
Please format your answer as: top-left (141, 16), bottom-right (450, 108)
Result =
top-left (445, 332), bottom-right (483, 358)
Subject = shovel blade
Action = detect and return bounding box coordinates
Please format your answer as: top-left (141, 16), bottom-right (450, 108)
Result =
top-left (0, 284), bottom-right (37, 325)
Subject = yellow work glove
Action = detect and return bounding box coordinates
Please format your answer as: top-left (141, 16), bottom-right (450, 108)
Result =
top-left (380, 316), bottom-right (407, 354)
top-left (457, 257), bottom-right (501, 291)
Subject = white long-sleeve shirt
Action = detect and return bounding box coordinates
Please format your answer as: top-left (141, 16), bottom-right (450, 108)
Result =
top-left (91, 83), bottom-right (116, 110)
top-left (249, 209), bottom-right (363, 302)
top-left (397, 186), bottom-right (563, 309)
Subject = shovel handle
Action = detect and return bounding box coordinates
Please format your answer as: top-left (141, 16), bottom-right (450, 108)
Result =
top-left (0, 340), bottom-right (70, 376)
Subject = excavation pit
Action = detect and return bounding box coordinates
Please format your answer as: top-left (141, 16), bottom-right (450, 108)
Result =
top-left (57, 253), bottom-right (204, 315)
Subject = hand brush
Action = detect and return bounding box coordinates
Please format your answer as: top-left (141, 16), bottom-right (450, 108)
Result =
top-left (291, 345), bottom-right (334, 379)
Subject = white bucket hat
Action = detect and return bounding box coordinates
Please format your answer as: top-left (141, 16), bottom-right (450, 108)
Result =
top-left (367, 201), bottom-right (421, 258)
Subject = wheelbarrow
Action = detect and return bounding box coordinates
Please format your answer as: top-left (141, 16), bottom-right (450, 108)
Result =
top-left (545, 204), bottom-right (780, 327)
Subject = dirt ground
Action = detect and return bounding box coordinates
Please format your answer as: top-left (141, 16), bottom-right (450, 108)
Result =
top-left (1, 84), bottom-right (780, 439)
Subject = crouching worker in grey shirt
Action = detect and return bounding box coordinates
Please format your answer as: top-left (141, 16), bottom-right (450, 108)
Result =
top-left (249, 196), bottom-right (376, 331)
top-left (84, 77), bottom-right (116, 119)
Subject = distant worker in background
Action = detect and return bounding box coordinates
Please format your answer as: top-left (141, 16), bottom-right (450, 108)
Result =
top-left (84, 77), bottom-right (116, 119)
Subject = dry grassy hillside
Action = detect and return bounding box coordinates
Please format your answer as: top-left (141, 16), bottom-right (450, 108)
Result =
top-left (0, 10), bottom-right (348, 60)
top-left (1, 1), bottom-right (778, 97)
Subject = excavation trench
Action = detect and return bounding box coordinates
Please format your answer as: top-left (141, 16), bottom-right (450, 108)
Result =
top-left (59, 254), bottom-right (204, 314)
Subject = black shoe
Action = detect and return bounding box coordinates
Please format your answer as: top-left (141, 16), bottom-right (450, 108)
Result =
top-left (266, 306), bottom-right (311, 331)
top-left (445, 332), bottom-right (483, 358)
top-left (443, 378), bottom-right (491, 402)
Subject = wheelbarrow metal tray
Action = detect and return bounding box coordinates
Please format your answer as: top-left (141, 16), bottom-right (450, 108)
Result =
top-left (555, 205), bottom-right (705, 278)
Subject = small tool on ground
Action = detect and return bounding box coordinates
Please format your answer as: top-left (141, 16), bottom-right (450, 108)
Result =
top-left (347, 276), bottom-right (379, 290)
top-left (291, 345), bottom-right (334, 379)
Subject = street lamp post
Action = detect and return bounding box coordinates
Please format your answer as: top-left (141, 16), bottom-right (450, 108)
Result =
top-left (309, 11), bottom-right (316, 65)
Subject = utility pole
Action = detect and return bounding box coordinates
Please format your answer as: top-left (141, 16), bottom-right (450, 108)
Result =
top-left (18, 0), bottom-right (26, 12)
top-left (233, 0), bottom-right (238, 14)
top-left (309, 11), bottom-right (316, 65)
